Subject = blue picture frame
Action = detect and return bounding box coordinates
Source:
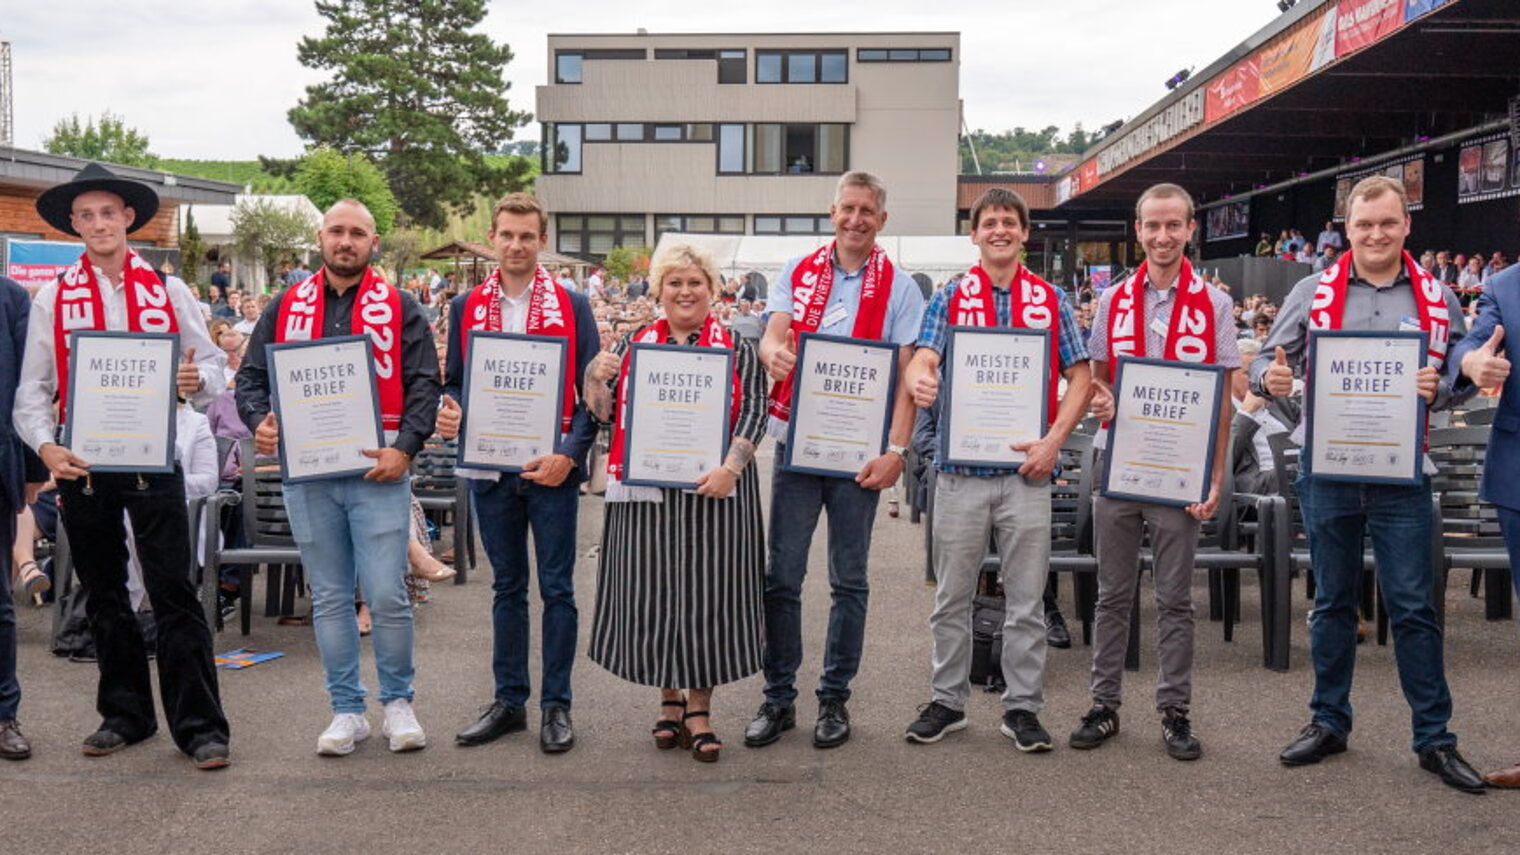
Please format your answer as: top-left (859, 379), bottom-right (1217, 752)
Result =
top-left (456, 331), bottom-right (569, 473)
top-left (1099, 356), bottom-right (1226, 508)
top-left (266, 334), bottom-right (386, 484)
top-left (781, 332), bottom-right (900, 478)
top-left (63, 330), bottom-right (179, 474)
top-left (1303, 329), bottom-right (1427, 486)
top-left (939, 326), bottom-right (1051, 471)
top-left (620, 341), bottom-right (734, 490)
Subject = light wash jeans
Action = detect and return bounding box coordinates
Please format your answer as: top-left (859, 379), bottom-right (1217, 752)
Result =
top-left (284, 474), bottom-right (415, 714)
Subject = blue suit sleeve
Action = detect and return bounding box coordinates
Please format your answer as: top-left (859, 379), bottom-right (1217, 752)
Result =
top-left (553, 291), bottom-right (601, 472)
top-left (443, 296), bottom-right (466, 402)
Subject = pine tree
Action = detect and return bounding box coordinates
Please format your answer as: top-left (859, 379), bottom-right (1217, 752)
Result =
top-left (288, 0), bottom-right (533, 229)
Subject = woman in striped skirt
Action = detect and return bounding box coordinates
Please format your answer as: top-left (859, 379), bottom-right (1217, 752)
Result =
top-left (584, 241), bottom-right (768, 762)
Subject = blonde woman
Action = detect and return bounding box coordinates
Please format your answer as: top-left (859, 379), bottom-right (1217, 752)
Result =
top-left (584, 242), bottom-right (768, 763)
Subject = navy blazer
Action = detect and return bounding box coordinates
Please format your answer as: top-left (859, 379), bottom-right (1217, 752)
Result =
top-left (1, 276), bottom-right (47, 516)
top-left (442, 286), bottom-right (601, 482)
top-left (1446, 264), bottom-right (1520, 511)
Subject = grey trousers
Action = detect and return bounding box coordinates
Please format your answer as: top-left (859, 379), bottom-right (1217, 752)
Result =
top-left (1090, 495), bottom-right (1200, 714)
top-left (929, 472), bottom-right (1050, 713)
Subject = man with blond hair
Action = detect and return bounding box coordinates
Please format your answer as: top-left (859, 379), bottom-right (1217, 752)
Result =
top-left (435, 193), bottom-right (599, 753)
top-left (1257, 175), bottom-right (1485, 793)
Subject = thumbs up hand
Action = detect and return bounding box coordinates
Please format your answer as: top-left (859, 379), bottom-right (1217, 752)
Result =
top-left (1263, 346), bottom-right (1294, 397)
top-left (254, 412), bottom-right (279, 456)
top-left (1462, 324), bottom-right (1510, 389)
top-left (436, 394), bottom-right (462, 440)
top-left (176, 346), bottom-right (205, 398)
top-left (766, 327), bottom-right (798, 383)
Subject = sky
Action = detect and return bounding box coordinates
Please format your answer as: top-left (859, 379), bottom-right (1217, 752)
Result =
top-left (4, 0), bottom-right (1283, 161)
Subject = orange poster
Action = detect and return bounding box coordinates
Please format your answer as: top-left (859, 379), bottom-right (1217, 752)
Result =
top-left (1204, 58), bottom-right (1260, 123)
top-left (1259, 8), bottom-right (1338, 95)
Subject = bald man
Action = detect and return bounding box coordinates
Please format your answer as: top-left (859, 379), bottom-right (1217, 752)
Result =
top-left (236, 199), bottom-right (441, 757)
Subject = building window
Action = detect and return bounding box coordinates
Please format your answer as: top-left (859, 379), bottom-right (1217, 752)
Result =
top-left (857, 48), bottom-right (953, 62)
top-left (654, 48), bottom-right (747, 84)
top-left (615, 123), bottom-right (645, 141)
top-left (585, 123), bottom-right (612, 141)
top-left (542, 123), bottom-right (583, 174)
top-left (749, 123), bottom-right (848, 175)
top-left (754, 215), bottom-right (831, 235)
top-left (717, 124), bottom-right (746, 174)
top-left (652, 124), bottom-right (683, 141)
top-left (554, 49), bottom-right (647, 84)
top-left (654, 214), bottom-right (746, 237)
top-left (756, 50), bottom-right (847, 84)
top-left (558, 214), bottom-right (645, 257)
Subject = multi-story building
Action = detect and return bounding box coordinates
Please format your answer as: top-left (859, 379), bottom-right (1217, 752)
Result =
top-left (535, 32), bottom-right (961, 259)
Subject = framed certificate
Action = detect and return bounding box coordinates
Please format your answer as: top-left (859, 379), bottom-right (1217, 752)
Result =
top-left (782, 333), bottom-right (900, 478)
top-left (940, 327), bottom-right (1050, 470)
top-left (1101, 357), bottom-right (1226, 507)
top-left (621, 342), bottom-right (734, 489)
top-left (1304, 330), bottom-right (1426, 485)
top-left (64, 331), bottom-right (178, 473)
top-left (267, 335), bottom-right (385, 483)
top-left (458, 332), bottom-right (567, 472)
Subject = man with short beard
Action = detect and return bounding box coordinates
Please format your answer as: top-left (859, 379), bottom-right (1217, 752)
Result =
top-left (14, 163), bottom-right (231, 769)
top-left (236, 199), bottom-right (440, 756)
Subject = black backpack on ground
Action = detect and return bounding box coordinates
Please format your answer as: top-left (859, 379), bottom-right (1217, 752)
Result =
top-left (969, 595), bottom-right (1007, 690)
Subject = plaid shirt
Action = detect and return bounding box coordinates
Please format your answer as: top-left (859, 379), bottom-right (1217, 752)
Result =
top-left (916, 278), bottom-right (1090, 477)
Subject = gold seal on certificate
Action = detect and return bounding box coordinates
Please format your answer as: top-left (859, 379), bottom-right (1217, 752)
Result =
top-left (782, 333), bottom-right (899, 478)
top-left (622, 342), bottom-right (734, 489)
top-left (1101, 357), bottom-right (1225, 506)
top-left (64, 331), bottom-right (178, 473)
top-left (940, 327), bottom-right (1050, 469)
top-left (459, 332), bottom-right (567, 472)
top-left (1305, 330), bottom-right (1426, 485)
top-left (267, 335), bottom-right (385, 483)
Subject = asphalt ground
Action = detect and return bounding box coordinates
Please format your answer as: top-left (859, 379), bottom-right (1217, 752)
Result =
top-left (3, 450), bottom-right (1517, 854)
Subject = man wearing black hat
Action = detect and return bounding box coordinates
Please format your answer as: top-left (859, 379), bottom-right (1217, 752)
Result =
top-left (13, 163), bottom-right (232, 769)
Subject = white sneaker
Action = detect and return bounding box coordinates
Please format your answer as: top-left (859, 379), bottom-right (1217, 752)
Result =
top-left (316, 713), bottom-right (371, 756)
top-left (382, 699), bottom-right (427, 752)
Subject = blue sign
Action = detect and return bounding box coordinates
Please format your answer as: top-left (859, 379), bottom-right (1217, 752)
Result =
top-left (1405, 0), bottom-right (1454, 21)
top-left (4, 238), bottom-right (83, 290)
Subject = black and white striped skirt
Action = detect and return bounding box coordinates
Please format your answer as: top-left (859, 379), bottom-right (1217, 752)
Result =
top-left (589, 471), bottom-right (765, 689)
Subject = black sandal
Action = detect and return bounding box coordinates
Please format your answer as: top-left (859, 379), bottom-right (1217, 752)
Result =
top-left (684, 710), bottom-right (721, 763)
top-left (653, 698), bottom-right (688, 750)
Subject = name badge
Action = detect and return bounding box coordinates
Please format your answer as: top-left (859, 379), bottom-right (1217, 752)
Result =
top-left (822, 304), bottom-right (849, 329)
top-left (1149, 317), bottom-right (1170, 337)
top-left (1398, 316), bottom-right (1421, 332)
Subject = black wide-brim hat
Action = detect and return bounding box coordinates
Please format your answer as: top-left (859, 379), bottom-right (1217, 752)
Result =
top-left (35, 162), bottom-right (160, 237)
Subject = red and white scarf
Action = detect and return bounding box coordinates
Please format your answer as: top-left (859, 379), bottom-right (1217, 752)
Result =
top-left (276, 266), bottom-right (405, 431)
top-left (952, 265), bottom-right (1062, 428)
top-left (767, 242), bottom-right (895, 422)
top-left (608, 315), bottom-right (742, 485)
top-left (462, 264), bottom-right (578, 433)
top-left (1104, 258), bottom-right (1217, 383)
top-left (53, 248), bottom-right (179, 421)
top-left (1310, 250), bottom-right (1449, 368)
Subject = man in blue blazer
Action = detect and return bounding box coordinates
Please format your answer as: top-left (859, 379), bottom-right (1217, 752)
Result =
top-left (1, 275), bottom-right (49, 760)
top-left (1448, 262), bottom-right (1518, 789)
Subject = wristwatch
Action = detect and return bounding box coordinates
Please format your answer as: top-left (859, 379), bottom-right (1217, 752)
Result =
top-left (887, 443), bottom-right (908, 459)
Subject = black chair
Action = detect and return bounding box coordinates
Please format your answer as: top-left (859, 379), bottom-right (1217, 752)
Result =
top-left (1429, 426), bottom-right (1512, 623)
top-left (410, 438), bottom-right (475, 584)
top-left (201, 438), bottom-right (304, 636)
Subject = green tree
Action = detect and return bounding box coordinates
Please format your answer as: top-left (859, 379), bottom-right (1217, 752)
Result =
top-left (288, 0), bottom-right (534, 229)
top-left (295, 146), bottom-right (400, 234)
top-left (231, 197), bottom-right (319, 286)
top-left (179, 209), bottom-right (209, 285)
top-left (43, 112), bottom-right (158, 167)
top-left (602, 245), bottom-right (651, 282)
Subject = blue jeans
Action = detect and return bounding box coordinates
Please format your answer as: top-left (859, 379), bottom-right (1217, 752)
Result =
top-left (763, 462), bottom-right (881, 706)
top-left (1296, 471), bottom-right (1454, 752)
top-left (1498, 506), bottom-right (1520, 610)
top-left (285, 475), bottom-right (414, 714)
top-left (471, 475), bottom-right (579, 710)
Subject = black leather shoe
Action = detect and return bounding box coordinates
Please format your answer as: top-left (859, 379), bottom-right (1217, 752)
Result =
top-left (455, 701), bottom-right (527, 747)
top-left (540, 707), bottom-right (574, 754)
top-left (814, 699), bottom-right (851, 749)
top-left (192, 741), bottom-right (231, 770)
top-left (81, 728), bottom-right (137, 757)
top-left (1045, 611), bottom-right (1072, 649)
top-left (1279, 723), bottom-right (1348, 766)
top-left (1418, 744), bottom-right (1487, 794)
top-left (744, 702), bottom-right (795, 747)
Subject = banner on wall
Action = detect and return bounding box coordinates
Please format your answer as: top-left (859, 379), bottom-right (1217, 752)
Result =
top-left (1336, 0), bottom-right (1403, 57)
top-left (1204, 59), bottom-right (1260, 123)
top-left (4, 238), bottom-right (84, 292)
top-left (1457, 134), bottom-right (1520, 205)
top-left (1404, 0), bottom-right (1455, 21)
top-left (1260, 8), bottom-right (1339, 95)
top-left (1088, 265), bottom-right (1112, 292)
top-left (1334, 155), bottom-right (1425, 219)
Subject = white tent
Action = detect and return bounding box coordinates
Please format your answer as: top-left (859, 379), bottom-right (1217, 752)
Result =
top-left (183, 194), bottom-right (321, 293)
top-left (654, 233), bottom-right (978, 297)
